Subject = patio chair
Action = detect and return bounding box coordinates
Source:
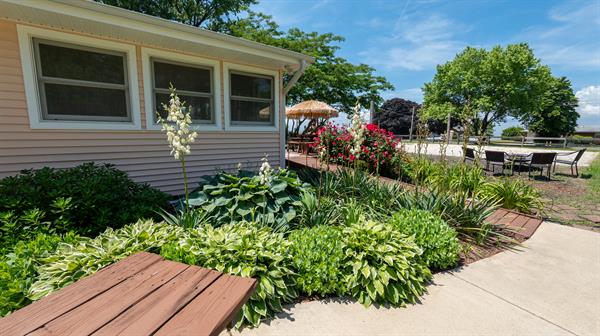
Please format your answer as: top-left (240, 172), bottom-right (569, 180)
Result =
top-left (484, 150), bottom-right (510, 174)
top-left (527, 152), bottom-right (557, 179)
top-left (464, 147), bottom-right (476, 164)
top-left (553, 148), bottom-right (586, 177)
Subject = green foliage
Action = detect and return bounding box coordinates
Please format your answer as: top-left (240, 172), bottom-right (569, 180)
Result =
top-left (342, 220), bottom-right (431, 307)
top-left (396, 190), bottom-right (498, 244)
top-left (520, 77), bottom-right (579, 137)
top-left (502, 126), bottom-right (526, 138)
top-left (422, 43), bottom-right (553, 136)
top-left (187, 169), bottom-right (309, 230)
top-left (0, 233), bottom-right (79, 316)
top-left (389, 209), bottom-right (460, 270)
top-left (160, 223), bottom-right (297, 327)
top-left (28, 221), bottom-right (182, 300)
top-left (0, 163), bottom-right (169, 238)
top-left (158, 208), bottom-right (211, 229)
top-left (585, 156), bottom-right (600, 195)
top-left (481, 178), bottom-right (543, 213)
top-left (289, 226), bottom-right (345, 296)
top-left (96, 0), bottom-right (257, 30)
top-left (408, 159), bottom-right (485, 197)
top-left (297, 192), bottom-right (338, 227)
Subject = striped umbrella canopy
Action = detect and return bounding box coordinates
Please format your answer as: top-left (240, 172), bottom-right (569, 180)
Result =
top-left (286, 100), bottom-right (338, 119)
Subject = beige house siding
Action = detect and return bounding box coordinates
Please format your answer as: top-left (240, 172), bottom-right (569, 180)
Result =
top-left (0, 20), bottom-right (282, 195)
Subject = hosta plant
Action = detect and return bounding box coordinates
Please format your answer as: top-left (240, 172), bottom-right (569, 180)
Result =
top-left (186, 169), bottom-right (310, 230)
top-left (289, 226), bottom-right (345, 296)
top-left (0, 232), bottom-right (79, 316)
top-left (342, 220), bottom-right (431, 307)
top-left (28, 221), bottom-right (182, 300)
top-left (160, 223), bottom-right (297, 327)
top-left (389, 209), bottom-right (460, 270)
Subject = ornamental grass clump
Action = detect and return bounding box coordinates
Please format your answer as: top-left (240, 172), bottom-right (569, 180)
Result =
top-left (157, 85), bottom-right (198, 209)
top-left (160, 223), bottom-right (297, 327)
top-left (480, 178), bottom-right (543, 214)
top-left (342, 220), bottom-right (431, 307)
top-left (389, 209), bottom-right (460, 270)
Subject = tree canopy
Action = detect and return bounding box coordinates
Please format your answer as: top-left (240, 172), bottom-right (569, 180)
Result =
top-left (373, 98), bottom-right (455, 135)
top-left (520, 76), bottom-right (579, 137)
top-left (97, 1), bottom-right (393, 114)
top-left (421, 44), bottom-right (557, 136)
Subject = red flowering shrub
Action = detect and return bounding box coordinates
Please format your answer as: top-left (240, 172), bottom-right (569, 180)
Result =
top-left (314, 123), bottom-right (407, 176)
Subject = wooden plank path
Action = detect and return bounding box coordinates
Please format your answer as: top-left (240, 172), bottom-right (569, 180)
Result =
top-left (287, 153), bottom-right (543, 240)
top-left (0, 252), bottom-right (257, 336)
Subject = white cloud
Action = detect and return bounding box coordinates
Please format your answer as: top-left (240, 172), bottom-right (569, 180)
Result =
top-left (360, 14), bottom-right (469, 71)
top-left (576, 85), bottom-right (600, 116)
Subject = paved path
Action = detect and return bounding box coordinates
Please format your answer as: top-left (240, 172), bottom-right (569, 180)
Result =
top-left (227, 223), bottom-right (600, 336)
top-left (401, 144), bottom-right (598, 166)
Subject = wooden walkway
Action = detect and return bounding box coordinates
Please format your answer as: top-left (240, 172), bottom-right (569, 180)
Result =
top-left (0, 252), bottom-right (256, 336)
top-left (286, 153), bottom-right (543, 240)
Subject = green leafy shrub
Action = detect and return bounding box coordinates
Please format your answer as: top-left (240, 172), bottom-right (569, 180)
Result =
top-left (0, 163), bottom-right (169, 238)
top-left (186, 169), bottom-right (309, 230)
top-left (160, 223), bottom-right (297, 327)
top-left (289, 226), bottom-right (345, 296)
top-left (389, 209), bottom-right (460, 270)
top-left (296, 192), bottom-right (338, 227)
top-left (27, 221), bottom-right (182, 300)
top-left (342, 220), bottom-right (431, 307)
top-left (480, 178), bottom-right (542, 213)
top-left (0, 232), bottom-right (79, 316)
top-left (501, 126), bottom-right (525, 138)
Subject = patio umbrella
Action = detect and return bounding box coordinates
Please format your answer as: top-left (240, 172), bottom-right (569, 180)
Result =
top-left (286, 100), bottom-right (338, 120)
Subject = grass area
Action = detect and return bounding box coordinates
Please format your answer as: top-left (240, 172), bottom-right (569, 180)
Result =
top-left (583, 155), bottom-right (600, 196)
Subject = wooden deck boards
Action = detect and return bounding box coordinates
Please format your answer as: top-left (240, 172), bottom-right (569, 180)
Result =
top-left (0, 252), bottom-right (256, 336)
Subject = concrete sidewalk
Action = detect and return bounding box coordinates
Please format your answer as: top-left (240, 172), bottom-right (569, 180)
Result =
top-left (228, 223), bottom-right (600, 336)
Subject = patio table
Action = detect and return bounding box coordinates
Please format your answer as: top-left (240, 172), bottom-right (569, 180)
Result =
top-left (506, 153), bottom-right (531, 175)
top-left (0, 252), bottom-right (257, 336)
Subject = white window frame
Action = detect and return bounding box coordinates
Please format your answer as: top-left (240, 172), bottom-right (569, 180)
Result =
top-left (224, 63), bottom-right (279, 132)
top-left (17, 25), bottom-right (141, 130)
top-left (142, 47), bottom-right (221, 131)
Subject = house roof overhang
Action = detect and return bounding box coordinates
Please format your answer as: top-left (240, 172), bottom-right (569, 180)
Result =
top-left (0, 0), bottom-right (314, 72)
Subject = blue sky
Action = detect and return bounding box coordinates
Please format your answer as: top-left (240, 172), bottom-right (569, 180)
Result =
top-left (253, 0), bottom-right (600, 134)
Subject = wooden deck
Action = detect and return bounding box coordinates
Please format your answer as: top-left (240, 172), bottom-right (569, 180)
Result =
top-left (286, 153), bottom-right (543, 240)
top-left (0, 252), bottom-right (257, 336)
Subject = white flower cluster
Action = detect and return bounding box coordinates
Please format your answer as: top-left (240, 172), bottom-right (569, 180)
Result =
top-left (348, 103), bottom-right (365, 159)
top-left (157, 90), bottom-right (198, 160)
top-left (258, 155), bottom-right (273, 185)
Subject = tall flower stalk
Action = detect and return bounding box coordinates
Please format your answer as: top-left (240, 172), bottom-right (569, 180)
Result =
top-left (157, 85), bottom-right (198, 210)
top-left (348, 102), bottom-right (365, 196)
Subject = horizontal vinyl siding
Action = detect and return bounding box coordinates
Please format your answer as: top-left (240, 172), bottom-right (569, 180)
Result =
top-left (0, 20), bottom-right (282, 195)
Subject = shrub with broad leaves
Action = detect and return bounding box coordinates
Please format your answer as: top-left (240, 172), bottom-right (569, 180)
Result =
top-left (389, 209), bottom-right (460, 270)
top-left (314, 123), bottom-right (406, 175)
top-left (342, 220), bottom-right (431, 307)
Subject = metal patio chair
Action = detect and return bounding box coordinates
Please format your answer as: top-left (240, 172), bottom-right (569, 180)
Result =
top-left (484, 150), bottom-right (510, 174)
top-left (464, 147), bottom-right (476, 164)
top-left (553, 148), bottom-right (586, 177)
top-left (527, 152), bottom-right (557, 179)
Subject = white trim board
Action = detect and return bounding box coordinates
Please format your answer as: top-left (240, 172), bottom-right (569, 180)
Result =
top-left (141, 47), bottom-right (222, 131)
top-left (223, 63), bottom-right (280, 132)
top-left (16, 24), bottom-right (142, 131)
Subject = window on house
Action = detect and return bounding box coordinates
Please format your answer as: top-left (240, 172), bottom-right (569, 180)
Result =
top-left (229, 71), bottom-right (274, 125)
top-left (152, 59), bottom-right (213, 123)
top-left (33, 39), bottom-right (131, 121)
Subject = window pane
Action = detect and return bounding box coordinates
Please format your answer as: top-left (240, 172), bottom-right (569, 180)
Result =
top-left (155, 93), bottom-right (212, 122)
top-left (153, 61), bottom-right (211, 93)
top-left (44, 83), bottom-right (127, 118)
top-left (37, 42), bottom-right (125, 84)
top-left (230, 99), bottom-right (273, 123)
top-left (231, 73), bottom-right (272, 99)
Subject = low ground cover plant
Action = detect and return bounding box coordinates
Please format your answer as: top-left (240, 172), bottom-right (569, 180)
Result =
top-left (289, 226), bottom-right (345, 296)
top-left (0, 163), bottom-right (169, 250)
top-left (161, 222), bottom-right (297, 327)
top-left (389, 209), bottom-right (460, 270)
